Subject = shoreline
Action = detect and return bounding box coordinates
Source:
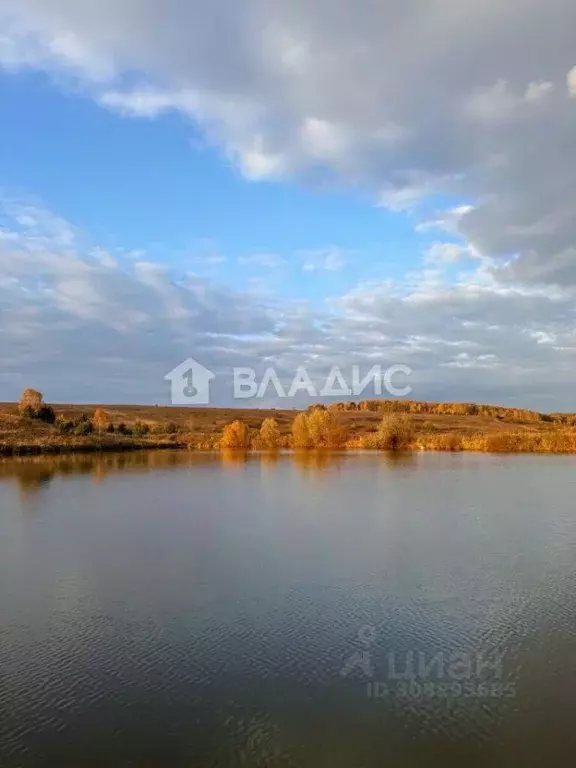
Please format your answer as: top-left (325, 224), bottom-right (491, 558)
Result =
top-left (3, 438), bottom-right (576, 457)
top-left (0, 436), bottom-right (187, 457)
top-left (4, 398), bottom-right (576, 457)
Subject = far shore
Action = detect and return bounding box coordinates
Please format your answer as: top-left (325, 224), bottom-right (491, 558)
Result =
top-left (3, 396), bottom-right (576, 456)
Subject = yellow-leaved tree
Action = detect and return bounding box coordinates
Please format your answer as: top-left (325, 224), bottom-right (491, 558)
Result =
top-left (93, 409), bottom-right (110, 432)
top-left (258, 417), bottom-right (281, 449)
top-left (18, 388), bottom-right (44, 414)
top-left (292, 410), bottom-right (347, 449)
top-left (17, 388), bottom-right (55, 423)
top-left (375, 413), bottom-right (414, 451)
top-left (307, 408), bottom-right (348, 448)
top-left (291, 412), bottom-right (312, 448)
top-left (221, 420), bottom-right (250, 450)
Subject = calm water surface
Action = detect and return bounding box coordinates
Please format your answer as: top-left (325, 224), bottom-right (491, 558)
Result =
top-left (1, 450), bottom-right (576, 766)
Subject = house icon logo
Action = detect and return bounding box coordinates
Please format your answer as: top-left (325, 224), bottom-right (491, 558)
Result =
top-left (165, 358), bottom-right (216, 405)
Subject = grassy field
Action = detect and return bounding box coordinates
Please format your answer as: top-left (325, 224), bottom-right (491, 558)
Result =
top-left (0, 402), bottom-right (296, 455)
top-left (2, 398), bottom-right (576, 455)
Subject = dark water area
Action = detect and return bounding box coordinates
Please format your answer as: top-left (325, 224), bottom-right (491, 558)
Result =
top-left (1, 450), bottom-right (576, 766)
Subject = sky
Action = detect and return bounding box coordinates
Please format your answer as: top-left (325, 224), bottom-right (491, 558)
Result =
top-left (1, 0), bottom-right (576, 409)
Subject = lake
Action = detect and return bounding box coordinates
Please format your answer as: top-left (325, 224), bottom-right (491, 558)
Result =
top-left (1, 450), bottom-right (576, 766)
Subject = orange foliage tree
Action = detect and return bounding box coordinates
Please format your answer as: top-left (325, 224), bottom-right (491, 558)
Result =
top-left (258, 417), bottom-right (281, 449)
top-left (291, 412), bottom-right (312, 448)
top-left (221, 420), bottom-right (250, 450)
top-left (17, 388), bottom-right (55, 423)
top-left (292, 409), bottom-right (347, 449)
top-left (93, 409), bottom-right (110, 432)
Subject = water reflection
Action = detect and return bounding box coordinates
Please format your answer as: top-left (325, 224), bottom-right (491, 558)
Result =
top-left (12, 465), bottom-right (56, 497)
top-left (292, 449), bottom-right (345, 476)
top-left (2, 451), bottom-right (576, 765)
top-left (0, 451), bottom-right (219, 497)
top-left (258, 450), bottom-right (280, 468)
top-left (220, 449), bottom-right (250, 467)
top-left (380, 450), bottom-right (418, 470)
top-left (0, 449), bottom-right (363, 495)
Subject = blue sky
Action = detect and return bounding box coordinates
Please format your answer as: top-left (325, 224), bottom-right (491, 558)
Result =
top-left (1, 1), bottom-right (576, 409)
top-left (1, 69), bottom-right (433, 306)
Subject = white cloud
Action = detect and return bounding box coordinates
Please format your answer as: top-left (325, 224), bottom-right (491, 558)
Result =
top-left (5, 197), bottom-right (574, 407)
top-left (0, 198), bottom-right (280, 400)
top-left (525, 80), bottom-right (554, 102)
top-left (300, 117), bottom-right (351, 162)
top-left (464, 79), bottom-right (554, 122)
top-left (424, 242), bottom-right (474, 264)
top-left (2, 2), bottom-right (576, 406)
top-left (300, 247), bottom-right (348, 272)
top-left (239, 253), bottom-right (286, 268)
top-left (1, 2), bottom-right (575, 234)
top-left (568, 66), bottom-right (576, 96)
top-left (99, 88), bottom-right (198, 118)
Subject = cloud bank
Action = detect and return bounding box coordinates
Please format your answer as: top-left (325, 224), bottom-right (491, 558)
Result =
top-left (1, 1), bottom-right (576, 407)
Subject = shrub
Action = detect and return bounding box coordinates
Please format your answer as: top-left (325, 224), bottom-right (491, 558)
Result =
top-left (424, 433), bottom-right (463, 451)
top-left (292, 413), bottom-right (313, 448)
top-left (355, 432), bottom-right (381, 450)
top-left (461, 431), bottom-right (527, 452)
top-left (188, 434), bottom-right (219, 451)
top-left (221, 420), bottom-right (249, 450)
top-left (290, 410), bottom-right (347, 449)
top-left (117, 422), bottom-right (131, 435)
top-left (74, 419), bottom-right (94, 436)
top-left (375, 413), bottom-right (414, 451)
top-left (149, 421), bottom-right (179, 435)
top-left (36, 404), bottom-right (56, 424)
top-left (93, 408), bottom-right (110, 432)
top-left (482, 432), bottom-right (521, 452)
top-left (359, 400), bottom-right (382, 412)
top-left (17, 388), bottom-right (55, 423)
top-left (307, 409), bottom-right (347, 448)
top-left (258, 417), bottom-right (281, 449)
top-left (132, 421), bottom-right (150, 437)
top-left (329, 401), bottom-right (357, 411)
top-left (106, 423), bottom-right (116, 434)
top-left (18, 388), bottom-right (44, 414)
top-left (306, 409), bottom-right (324, 446)
top-left (55, 415), bottom-right (75, 434)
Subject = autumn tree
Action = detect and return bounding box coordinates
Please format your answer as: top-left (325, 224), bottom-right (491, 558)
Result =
top-left (221, 420), bottom-right (250, 450)
top-left (376, 413), bottom-right (414, 451)
top-left (18, 388), bottom-right (43, 413)
top-left (291, 412), bottom-right (312, 448)
top-left (307, 408), bottom-right (348, 448)
top-left (17, 388), bottom-right (55, 423)
top-left (258, 417), bottom-right (281, 449)
top-left (93, 409), bottom-right (110, 432)
top-left (291, 410), bottom-right (347, 449)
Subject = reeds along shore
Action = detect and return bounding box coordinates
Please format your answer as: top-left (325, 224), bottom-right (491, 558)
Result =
top-left (3, 390), bottom-right (576, 455)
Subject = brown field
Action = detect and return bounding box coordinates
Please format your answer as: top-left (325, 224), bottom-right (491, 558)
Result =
top-left (2, 398), bottom-right (576, 455)
top-left (0, 402), bottom-right (296, 455)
